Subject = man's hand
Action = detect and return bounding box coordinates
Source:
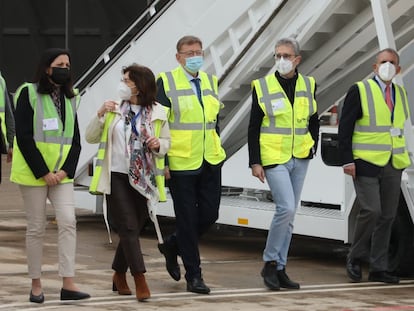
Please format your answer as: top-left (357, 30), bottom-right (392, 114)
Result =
top-left (6, 147), bottom-right (12, 163)
top-left (251, 164), bottom-right (265, 183)
top-left (343, 163), bottom-right (356, 179)
top-left (164, 166), bottom-right (171, 180)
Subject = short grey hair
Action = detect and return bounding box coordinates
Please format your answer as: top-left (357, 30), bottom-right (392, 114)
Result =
top-left (275, 38), bottom-right (300, 56)
top-left (376, 48), bottom-right (400, 65)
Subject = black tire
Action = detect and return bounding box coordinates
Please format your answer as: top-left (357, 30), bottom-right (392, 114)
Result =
top-left (388, 192), bottom-right (414, 277)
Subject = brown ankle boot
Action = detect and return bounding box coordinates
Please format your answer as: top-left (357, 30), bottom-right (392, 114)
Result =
top-left (133, 273), bottom-right (150, 301)
top-left (112, 272), bottom-right (132, 295)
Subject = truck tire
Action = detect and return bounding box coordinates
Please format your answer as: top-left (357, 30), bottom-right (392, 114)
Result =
top-left (388, 193), bottom-right (414, 277)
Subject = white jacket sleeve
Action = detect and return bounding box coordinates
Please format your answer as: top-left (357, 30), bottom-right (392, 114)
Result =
top-left (85, 116), bottom-right (105, 144)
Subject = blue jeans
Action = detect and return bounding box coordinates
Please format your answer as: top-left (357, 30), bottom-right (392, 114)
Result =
top-left (263, 158), bottom-right (310, 270)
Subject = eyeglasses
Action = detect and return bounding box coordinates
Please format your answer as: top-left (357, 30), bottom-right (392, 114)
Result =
top-left (178, 50), bottom-right (204, 57)
top-left (274, 53), bottom-right (296, 60)
top-left (121, 77), bottom-right (132, 83)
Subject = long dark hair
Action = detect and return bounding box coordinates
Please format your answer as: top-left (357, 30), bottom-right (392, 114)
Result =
top-left (34, 48), bottom-right (76, 98)
top-left (122, 64), bottom-right (157, 108)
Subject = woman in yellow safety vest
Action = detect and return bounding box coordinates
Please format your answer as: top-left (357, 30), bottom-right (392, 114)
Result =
top-left (0, 71), bottom-right (15, 181)
top-left (10, 48), bottom-right (90, 303)
top-left (85, 64), bottom-right (170, 302)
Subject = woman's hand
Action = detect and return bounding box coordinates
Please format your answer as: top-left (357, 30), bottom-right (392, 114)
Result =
top-left (43, 172), bottom-right (60, 186)
top-left (146, 136), bottom-right (160, 152)
top-left (43, 170), bottom-right (67, 186)
top-left (55, 170), bottom-right (67, 182)
top-left (97, 100), bottom-right (117, 118)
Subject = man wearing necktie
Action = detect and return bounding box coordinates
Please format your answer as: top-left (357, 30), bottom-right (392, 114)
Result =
top-left (339, 48), bottom-right (411, 284)
top-left (156, 35), bottom-right (226, 294)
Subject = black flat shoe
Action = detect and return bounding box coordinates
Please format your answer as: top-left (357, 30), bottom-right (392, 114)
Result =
top-left (29, 290), bottom-right (44, 303)
top-left (60, 288), bottom-right (91, 301)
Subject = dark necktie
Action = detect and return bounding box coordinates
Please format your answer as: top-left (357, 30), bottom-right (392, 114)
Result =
top-left (191, 78), bottom-right (202, 104)
top-left (385, 84), bottom-right (393, 111)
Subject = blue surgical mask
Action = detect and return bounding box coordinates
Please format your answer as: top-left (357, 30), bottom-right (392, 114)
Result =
top-left (185, 56), bottom-right (204, 74)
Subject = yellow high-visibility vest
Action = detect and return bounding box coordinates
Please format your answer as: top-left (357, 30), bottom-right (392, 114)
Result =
top-left (0, 74), bottom-right (8, 146)
top-left (10, 83), bottom-right (79, 185)
top-left (252, 73), bottom-right (317, 166)
top-left (158, 66), bottom-right (226, 171)
top-left (89, 113), bottom-right (167, 201)
top-left (353, 79), bottom-right (410, 169)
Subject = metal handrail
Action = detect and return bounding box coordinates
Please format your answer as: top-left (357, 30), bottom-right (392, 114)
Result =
top-left (74, 0), bottom-right (175, 92)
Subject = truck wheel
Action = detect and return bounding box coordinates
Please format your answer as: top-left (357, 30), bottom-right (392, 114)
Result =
top-left (388, 193), bottom-right (414, 277)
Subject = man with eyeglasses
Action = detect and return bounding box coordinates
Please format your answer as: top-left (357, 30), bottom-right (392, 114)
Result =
top-left (248, 37), bottom-right (319, 290)
top-left (156, 35), bottom-right (226, 294)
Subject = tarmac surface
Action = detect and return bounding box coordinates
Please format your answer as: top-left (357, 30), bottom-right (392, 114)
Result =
top-left (1, 157), bottom-right (414, 311)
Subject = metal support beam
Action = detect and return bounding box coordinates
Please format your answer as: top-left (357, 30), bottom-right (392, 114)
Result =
top-left (371, 0), bottom-right (414, 186)
top-left (370, 0), bottom-right (396, 50)
top-left (65, 0), bottom-right (69, 49)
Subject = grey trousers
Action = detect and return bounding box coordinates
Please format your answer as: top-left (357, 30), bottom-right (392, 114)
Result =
top-left (348, 162), bottom-right (402, 272)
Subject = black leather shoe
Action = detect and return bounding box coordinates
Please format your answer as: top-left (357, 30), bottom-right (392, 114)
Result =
top-left (346, 257), bottom-right (362, 282)
top-left (368, 271), bottom-right (399, 284)
top-left (60, 288), bottom-right (91, 301)
top-left (260, 261), bottom-right (280, 290)
top-left (277, 269), bottom-right (300, 289)
top-left (29, 291), bottom-right (44, 303)
top-left (186, 277), bottom-right (211, 294)
top-left (158, 241), bottom-right (181, 281)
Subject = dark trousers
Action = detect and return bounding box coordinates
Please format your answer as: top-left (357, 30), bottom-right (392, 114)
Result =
top-left (106, 172), bottom-right (149, 275)
top-left (349, 162), bottom-right (402, 272)
top-left (168, 163), bottom-right (222, 281)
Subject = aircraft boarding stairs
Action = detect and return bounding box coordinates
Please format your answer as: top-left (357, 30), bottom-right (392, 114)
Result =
top-left (73, 0), bottom-right (414, 242)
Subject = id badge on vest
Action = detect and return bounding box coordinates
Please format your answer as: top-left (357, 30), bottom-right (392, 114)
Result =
top-left (271, 99), bottom-right (285, 114)
top-left (390, 127), bottom-right (401, 137)
top-left (43, 118), bottom-right (59, 131)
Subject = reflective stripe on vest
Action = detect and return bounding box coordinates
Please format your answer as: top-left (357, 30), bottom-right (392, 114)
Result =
top-left (352, 80), bottom-right (410, 169)
top-left (0, 75), bottom-right (7, 144)
top-left (89, 113), bottom-right (115, 195)
top-left (163, 71), bottom-right (218, 130)
top-left (153, 118), bottom-right (166, 202)
top-left (259, 75), bottom-right (315, 135)
top-left (89, 113), bottom-right (166, 201)
top-left (10, 83), bottom-right (78, 185)
top-left (159, 67), bottom-right (226, 170)
top-left (254, 73), bottom-right (316, 165)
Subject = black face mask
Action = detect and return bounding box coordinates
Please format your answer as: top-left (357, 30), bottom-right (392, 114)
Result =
top-left (50, 67), bottom-right (71, 85)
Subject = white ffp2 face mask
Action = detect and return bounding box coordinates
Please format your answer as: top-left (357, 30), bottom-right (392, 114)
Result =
top-left (378, 62), bottom-right (396, 82)
top-left (118, 82), bottom-right (132, 100)
top-left (276, 57), bottom-right (293, 75)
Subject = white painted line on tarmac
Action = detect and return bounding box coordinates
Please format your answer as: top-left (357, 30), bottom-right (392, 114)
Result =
top-left (152, 283), bottom-right (414, 302)
top-left (3, 281), bottom-right (414, 311)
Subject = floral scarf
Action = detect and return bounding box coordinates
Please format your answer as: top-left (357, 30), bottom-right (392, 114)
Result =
top-left (126, 105), bottom-right (159, 205)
